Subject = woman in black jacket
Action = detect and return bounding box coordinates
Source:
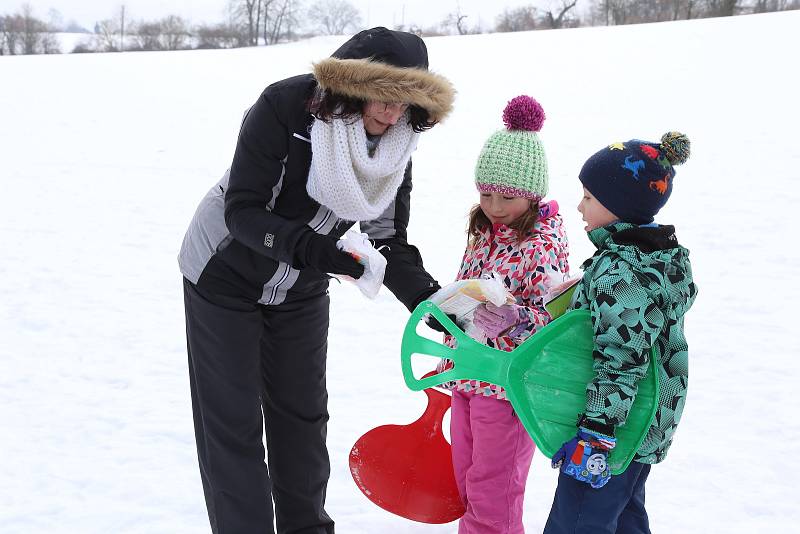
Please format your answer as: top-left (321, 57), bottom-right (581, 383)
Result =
top-left (178, 27), bottom-right (454, 533)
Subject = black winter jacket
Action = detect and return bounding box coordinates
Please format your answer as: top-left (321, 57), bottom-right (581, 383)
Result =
top-left (178, 73), bottom-right (439, 308)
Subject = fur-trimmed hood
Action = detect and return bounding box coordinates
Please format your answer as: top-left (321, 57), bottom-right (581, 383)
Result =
top-left (313, 58), bottom-right (454, 122)
top-left (312, 27), bottom-right (454, 123)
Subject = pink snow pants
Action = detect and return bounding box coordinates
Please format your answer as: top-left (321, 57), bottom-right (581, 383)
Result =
top-left (451, 390), bottom-right (536, 533)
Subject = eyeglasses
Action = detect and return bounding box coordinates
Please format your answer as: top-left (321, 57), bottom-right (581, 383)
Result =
top-left (373, 102), bottom-right (410, 114)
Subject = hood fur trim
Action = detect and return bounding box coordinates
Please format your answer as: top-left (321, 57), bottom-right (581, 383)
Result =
top-left (313, 57), bottom-right (455, 123)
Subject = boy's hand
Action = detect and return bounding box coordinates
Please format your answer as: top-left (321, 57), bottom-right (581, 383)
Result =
top-left (551, 428), bottom-right (616, 489)
top-left (473, 302), bottom-right (526, 338)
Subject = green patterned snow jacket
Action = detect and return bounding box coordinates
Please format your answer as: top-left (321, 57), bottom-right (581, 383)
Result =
top-left (572, 222), bottom-right (698, 464)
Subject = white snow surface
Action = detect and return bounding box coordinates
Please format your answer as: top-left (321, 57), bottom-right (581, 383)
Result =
top-left (1, 11), bottom-right (799, 533)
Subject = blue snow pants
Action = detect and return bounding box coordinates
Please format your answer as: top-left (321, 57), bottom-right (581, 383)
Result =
top-left (544, 461), bottom-right (652, 534)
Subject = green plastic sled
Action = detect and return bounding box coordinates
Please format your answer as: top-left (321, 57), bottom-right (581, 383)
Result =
top-left (400, 301), bottom-right (660, 475)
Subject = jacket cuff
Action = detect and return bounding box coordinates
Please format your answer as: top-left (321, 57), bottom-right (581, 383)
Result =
top-left (577, 414), bottom-right (616, 439)
top-left (409, 285), bottom-right (441, 312)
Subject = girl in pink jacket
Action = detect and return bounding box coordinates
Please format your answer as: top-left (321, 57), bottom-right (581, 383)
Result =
top-left (437, 96), bottom-right (570, 533)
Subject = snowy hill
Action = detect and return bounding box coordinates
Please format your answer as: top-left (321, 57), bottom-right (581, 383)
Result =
top-left (1, 11), bottom-right (799, 533)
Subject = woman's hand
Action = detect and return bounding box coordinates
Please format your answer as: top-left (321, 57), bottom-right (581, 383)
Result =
top-left (295, 231), bottom-right (364, 278)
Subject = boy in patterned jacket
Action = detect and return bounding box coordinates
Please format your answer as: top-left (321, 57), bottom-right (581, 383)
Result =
top-left (545, 133), bottom-right (698, 534)
top-left (432, 96), bottom-right (570, 533)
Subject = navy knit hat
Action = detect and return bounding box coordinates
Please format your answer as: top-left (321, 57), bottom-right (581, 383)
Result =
top-left (579, 132), bottom-right (690, 224)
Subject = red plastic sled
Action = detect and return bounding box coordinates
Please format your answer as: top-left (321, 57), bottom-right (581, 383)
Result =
top-left (348, 376), bottom-right (465, 524)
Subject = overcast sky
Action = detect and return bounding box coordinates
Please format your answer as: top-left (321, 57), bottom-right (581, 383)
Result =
top-left (1, 1), bottom-right (550, 31)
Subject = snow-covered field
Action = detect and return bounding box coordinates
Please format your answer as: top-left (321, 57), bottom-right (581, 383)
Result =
top-left (2, 11), bottom-right (799, 533)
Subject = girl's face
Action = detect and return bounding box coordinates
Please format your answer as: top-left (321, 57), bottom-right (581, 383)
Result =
top-left (479, 192), bottom-right (531, 225)
top-left (362, 101), bottom-right (408, 135)
top-left (578, 187), bottom-right (618, 231)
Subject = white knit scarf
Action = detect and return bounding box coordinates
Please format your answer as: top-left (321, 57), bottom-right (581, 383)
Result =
top-left (307, 115), bottom-right (419, 221)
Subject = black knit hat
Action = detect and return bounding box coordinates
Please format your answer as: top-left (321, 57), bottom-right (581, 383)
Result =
top-left (578, 132), bottom-right (691, 224)
top-left (331, 26), bottom-right (429, 69)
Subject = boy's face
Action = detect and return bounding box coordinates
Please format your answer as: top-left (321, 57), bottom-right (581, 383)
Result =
top-left (480, 192), bottom-right (532, 226)
top-left (578, 187), bottom-right (618, 231)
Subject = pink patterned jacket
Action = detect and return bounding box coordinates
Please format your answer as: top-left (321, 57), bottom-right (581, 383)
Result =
top-left (437, 201), bottom-right (570, 400)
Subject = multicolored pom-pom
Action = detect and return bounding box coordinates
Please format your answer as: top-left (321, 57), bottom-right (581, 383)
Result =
top-left (660, 132), bottom-right (690, 165)
top-left (502, 95), bottom-right (545, 132)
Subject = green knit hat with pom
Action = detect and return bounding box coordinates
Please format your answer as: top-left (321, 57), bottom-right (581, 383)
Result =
top-left (475, 95), bottom-right (548, 201)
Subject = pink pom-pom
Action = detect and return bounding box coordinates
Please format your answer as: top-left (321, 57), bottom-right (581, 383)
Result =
top-left (502, 95), bottom-right (545, 132)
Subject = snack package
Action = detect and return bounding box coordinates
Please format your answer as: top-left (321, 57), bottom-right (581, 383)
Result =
top-left (542, 276), bottom-right (581, 320)
top-left (427, 272), bottom-right (515, 338)
top-left (335, 230), bottom-right (387, 299)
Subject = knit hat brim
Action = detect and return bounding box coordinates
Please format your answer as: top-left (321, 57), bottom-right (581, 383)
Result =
top-left (476, 182), bottom-right (542, 201)
top-left (313, 58), bottom-right (455, 123)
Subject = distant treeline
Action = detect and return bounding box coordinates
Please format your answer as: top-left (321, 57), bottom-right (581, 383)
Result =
top-left (1, 0), bottom-right (797, 55)
top-left (491, 0), bottom-right (799, 33)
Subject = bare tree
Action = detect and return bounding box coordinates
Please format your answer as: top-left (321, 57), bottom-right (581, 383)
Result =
top-left (588, 0), bottom-right (791, 23)
top-left (591, 0), bottom-right (693, 23)
top-left (160, 15), bottom-right (190, 50)
top-left (1, 14), bottom-right (24, 55)
top-left (264, 0), bottom-right (302, 44)
top-left (129, 15), bottom-right (189, 51)
top-left (90, 6), bottom-right (132, 52)
top-left (543, 0), bottom-right (580, 28)
top-left (441, 6), bottom-right (471, 35)
top-left (663, 0), bottom-right (691, 20)
top-left (307, 0), bottom-right (362, 35)
top-left (244, 0), bottom-right (260, 44)
top-left (20, 4), bottom-right (49, 54)
top-left (752, 0), bottom-right (798, 10)
top-left (132, 21), bottom-right (160, 50)
top-left (495, 5), bottom-right (538, 32)
top-left (0, 5), bottom-right (62, 55)
top-left (40, 30), bottom-right (60, 53)
top-left (255, 0), bottom-right (264, 42)
top-left (196, 22), bottom-right (249, 48)
top-left (704, 0), bottom-right (741, 15)
top-left (0, 16), bottom-right (8, 55)
top-left (94, 18), bottom-right (120, 51)
top-left (227, 0), bottom-right (264, 45)
top-left (606, 0), bottom-right (625, 24)
top-left (669, 0), bottom-right (700, 20)
top-left (226, 0), bottom-right (302, 46)
top-left (261, 0), bottom-right (275, 43)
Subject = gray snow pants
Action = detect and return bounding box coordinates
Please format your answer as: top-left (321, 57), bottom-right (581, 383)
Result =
top-left (183, 277), bottom-right (334, 534)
